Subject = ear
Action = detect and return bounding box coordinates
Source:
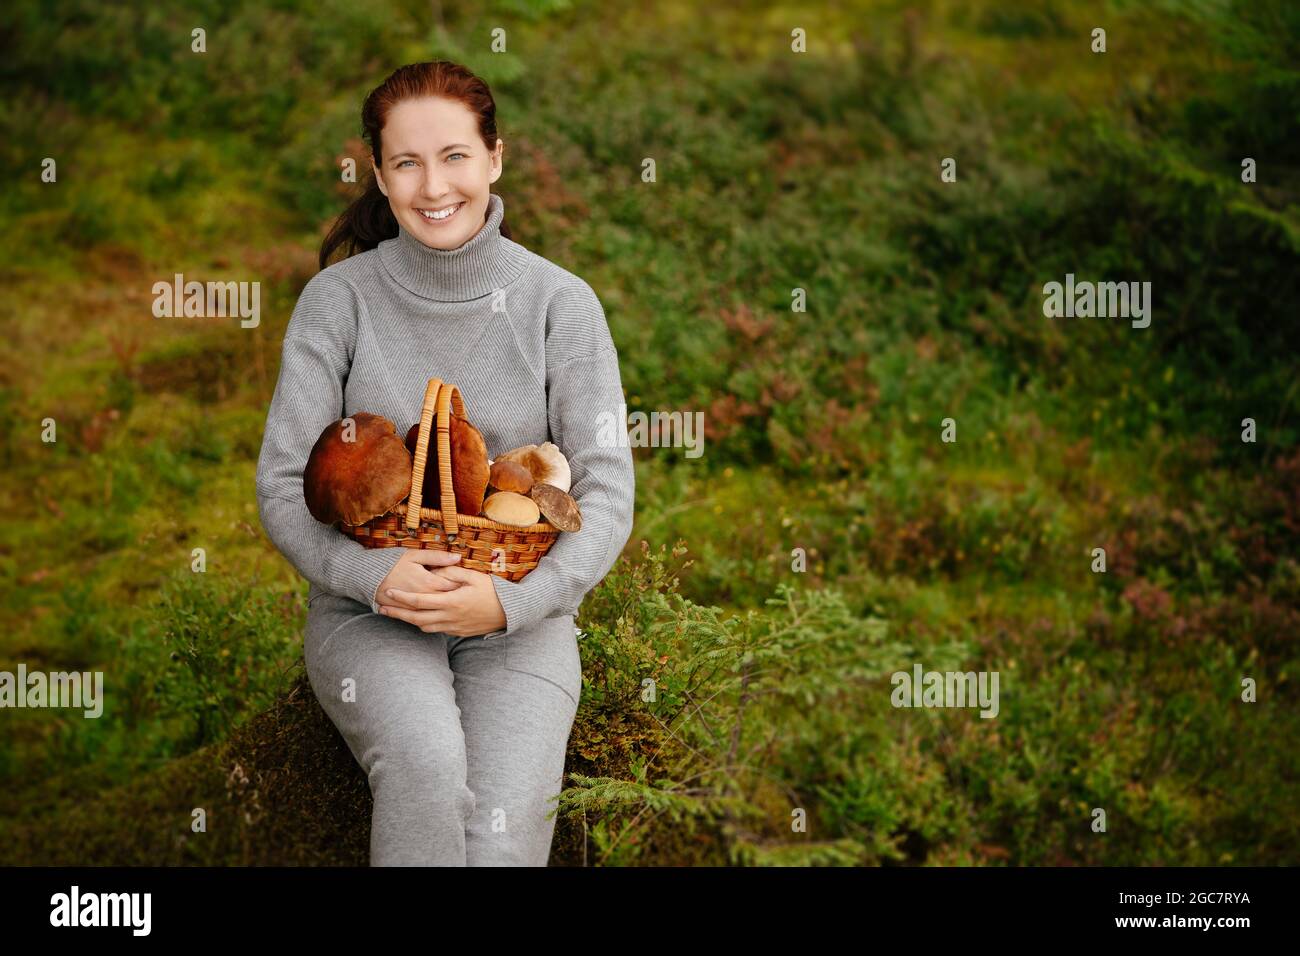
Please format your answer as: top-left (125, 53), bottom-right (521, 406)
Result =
top-left (371, 158), bottom-right (389, 197)
top-left (488, 139), bottom-right (504, 186)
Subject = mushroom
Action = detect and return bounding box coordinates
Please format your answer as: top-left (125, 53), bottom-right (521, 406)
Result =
top-left (496, 441), bottom-right (571, 493)
top-left (482, 491), bottom-right (541, 527)
top-left (404, 413), bottom-right (490, 517)
top-left (404, 423), bottom-right (438, 503)
top-left (529, 482), bottom-right (582, 532)
top-left (488, 459), bottom-right (534, 495)
top-left (304, 413), bottom-right (412, 526)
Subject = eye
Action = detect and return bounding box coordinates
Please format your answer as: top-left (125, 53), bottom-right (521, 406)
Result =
top-left (397, 159), bottom-right (416, 168)
top-left (448, 153), bottom-right (466, 161)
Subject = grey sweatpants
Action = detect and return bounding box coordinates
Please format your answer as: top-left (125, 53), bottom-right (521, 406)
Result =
top-left (303, 591), bottom-right (583, 866)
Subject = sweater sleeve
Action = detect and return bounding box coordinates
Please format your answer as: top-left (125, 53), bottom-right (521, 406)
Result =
top-left (254, 271), bottom-right (406, 613)
top-left (488, 281), bottom-right (636, 635)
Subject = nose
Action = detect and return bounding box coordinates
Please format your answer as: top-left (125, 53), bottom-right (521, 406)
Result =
top-left (421, 166), bottom-right (450, 201)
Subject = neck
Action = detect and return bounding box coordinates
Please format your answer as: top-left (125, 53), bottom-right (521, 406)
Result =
top-left (377, 192), bottom-right (526, 302)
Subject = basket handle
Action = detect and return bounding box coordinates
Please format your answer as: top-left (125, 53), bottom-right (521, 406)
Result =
top-left (405, 378), bottom-right (466, 538)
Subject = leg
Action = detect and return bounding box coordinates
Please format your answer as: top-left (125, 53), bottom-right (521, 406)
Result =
top-left (304, 592), bottom-right (475, 866)
top-left (449, 614), bottom-right (583, 866)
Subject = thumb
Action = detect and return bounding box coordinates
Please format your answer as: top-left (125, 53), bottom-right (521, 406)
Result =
top-left (407, 549), bottom-right (464, 568)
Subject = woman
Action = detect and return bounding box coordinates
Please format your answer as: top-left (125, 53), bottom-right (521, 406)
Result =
top-left (254, 61), bottom-right (635, 866)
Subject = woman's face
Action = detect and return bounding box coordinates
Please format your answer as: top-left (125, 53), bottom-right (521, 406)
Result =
top-left (372, 96), bottom-right (503, 250)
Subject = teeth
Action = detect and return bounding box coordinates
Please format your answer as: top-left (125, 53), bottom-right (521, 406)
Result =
top-left (420, 203), bottom-right (462, 221)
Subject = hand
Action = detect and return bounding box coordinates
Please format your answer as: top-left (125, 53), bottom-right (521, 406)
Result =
top-left (378, 558), bottom-right (507, 638)
top-left (375, 548), bottom-right (465, 603)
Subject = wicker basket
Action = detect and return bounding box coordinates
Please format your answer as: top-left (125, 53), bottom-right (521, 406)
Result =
top-left (340, 377), bottom-right (560, 581)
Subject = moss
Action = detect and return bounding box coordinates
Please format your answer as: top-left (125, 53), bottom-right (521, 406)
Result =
top-left (0, 672), bottom-right (689, 866)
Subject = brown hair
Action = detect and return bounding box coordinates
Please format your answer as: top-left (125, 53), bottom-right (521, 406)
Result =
top-left (319, 60), bottom-right (511, 269)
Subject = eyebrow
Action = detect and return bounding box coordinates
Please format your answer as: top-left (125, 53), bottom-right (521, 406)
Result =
top-left (388, 144), bottom-right (473, 161)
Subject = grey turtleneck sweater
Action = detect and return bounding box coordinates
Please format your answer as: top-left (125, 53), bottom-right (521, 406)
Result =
top-left (254, 192), bottom-right (635, 637)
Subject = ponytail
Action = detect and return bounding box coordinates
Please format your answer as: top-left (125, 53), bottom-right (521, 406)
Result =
top-left (318, 174), bottom-right (398, 270)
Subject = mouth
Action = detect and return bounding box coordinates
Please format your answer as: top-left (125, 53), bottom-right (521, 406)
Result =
top-left (416, 201), bottom-right (465, 224)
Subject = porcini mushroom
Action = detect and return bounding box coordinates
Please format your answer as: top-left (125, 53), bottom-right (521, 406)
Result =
top-left (488, 459), bottom-right (534, 495)
top-left (404, 413), bottom-right (490, 517)
top-left (482, 491), bottom-right (541, 527)
top-left (496, 441), bottom-right (571, 493)
top-left (529, 482), bottom-right (582, 532)
top-left (304, 412), bottom-right (412, 526)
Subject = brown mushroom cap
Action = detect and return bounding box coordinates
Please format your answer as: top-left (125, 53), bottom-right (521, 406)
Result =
top-left (529, 481), bottom-right (582, 532)
top-left (304, 413), bottom-right (412, 525)
top-left (403, 413), bottom-right (490, 517)
top-left (482, 490), bottom-right (541, 527)
top-left (488, 459), bottom-right (534, 495)
top-left (448, 415), bottom-right (490, 516)
top-left (404, 422), bottom-right (438, 503)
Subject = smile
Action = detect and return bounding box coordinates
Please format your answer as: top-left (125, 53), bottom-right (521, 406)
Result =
top-left (417, 202), bottom-right (464, 222)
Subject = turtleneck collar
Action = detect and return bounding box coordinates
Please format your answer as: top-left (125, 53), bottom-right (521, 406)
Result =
top-left (377, 192), bottom-right (526, 302)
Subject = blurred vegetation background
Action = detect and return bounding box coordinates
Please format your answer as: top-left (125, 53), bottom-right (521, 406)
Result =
top-left (0, 0), bottom-right (1297, 865)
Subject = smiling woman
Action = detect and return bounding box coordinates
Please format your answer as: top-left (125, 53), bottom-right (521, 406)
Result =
top-left (256, 60), bottom-right (635, 868)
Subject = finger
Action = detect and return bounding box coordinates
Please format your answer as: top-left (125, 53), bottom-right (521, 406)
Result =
top-left (383, 588), bottom-right (455, 611)
top-left (380, 575), bottom-right (455, 610)
top-left (414, 570), bottom-right (464, 592)
top-left (378, 604), bottom-right (447, 628)
top-left (407, 550), bottom-right (464, 568)
top-left (379, 584), bottom-right (445, 610)
top-left (434, 565), bottom-right (481, 585)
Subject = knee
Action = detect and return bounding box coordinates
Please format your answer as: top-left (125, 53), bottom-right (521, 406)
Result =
top-left (366, 742), bottom-right (475, 822)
